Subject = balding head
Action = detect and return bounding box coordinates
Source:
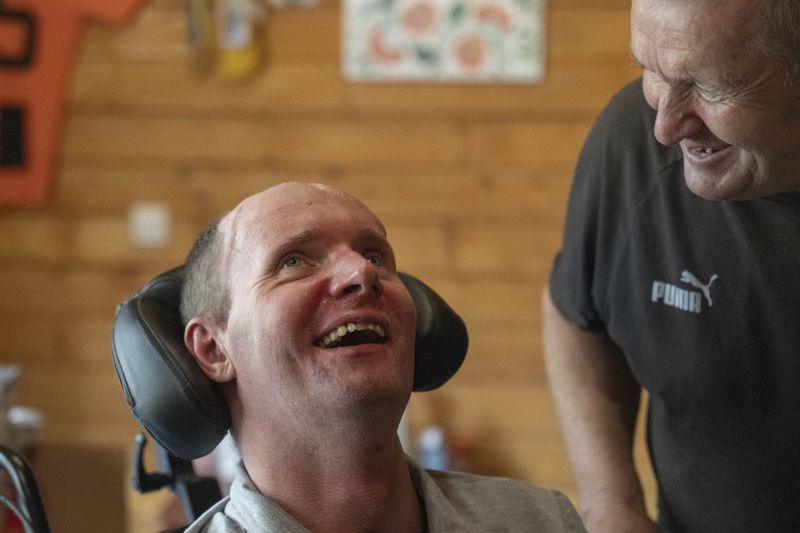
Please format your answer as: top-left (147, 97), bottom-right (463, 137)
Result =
top-left (180, 183), bottom-right (385, 325)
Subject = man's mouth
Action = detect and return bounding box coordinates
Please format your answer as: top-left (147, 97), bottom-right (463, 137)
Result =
top-left (316, 322), bottom-right (386, 348)
top-left (684, 142), bottom-right (731, 158)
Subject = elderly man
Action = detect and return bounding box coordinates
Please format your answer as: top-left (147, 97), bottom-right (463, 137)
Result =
top-left (543, 0), bottom-right (800, 532)
top-left (180, 182), bottom-right (585, 532)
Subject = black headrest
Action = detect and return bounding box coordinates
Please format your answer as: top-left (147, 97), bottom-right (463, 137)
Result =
top-left (112, 266), bottom-right (468, 460)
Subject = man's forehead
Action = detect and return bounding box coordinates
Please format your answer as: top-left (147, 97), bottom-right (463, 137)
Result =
top-left (631, 0), bottom-right (760, 79)
top-left (632, 1), bottom-right (708, 55)
top-left (277, 226), bottom-right (389, 250)
top-left (219, 183), bottom-right (387, 255)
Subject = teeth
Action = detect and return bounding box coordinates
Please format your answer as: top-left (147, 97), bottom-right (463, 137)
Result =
top-left (316, 322), bottom-right (386, 348)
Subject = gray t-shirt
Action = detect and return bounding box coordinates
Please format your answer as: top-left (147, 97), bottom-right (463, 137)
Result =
top-left (549, 78), bottom-right (800, 532)
top-left (185, 459), bottom-right (585, 532)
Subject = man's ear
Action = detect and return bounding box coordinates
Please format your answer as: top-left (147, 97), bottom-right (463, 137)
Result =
top-left (184, 317), bottom-right (237, 383)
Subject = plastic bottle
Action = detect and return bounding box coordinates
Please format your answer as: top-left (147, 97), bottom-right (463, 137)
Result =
top-left (417, 425), bottom-right (449, 471)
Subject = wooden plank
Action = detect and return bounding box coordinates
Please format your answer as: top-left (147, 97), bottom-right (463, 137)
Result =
top-left (13, 368), bottom-right (134, 444)
top-left (73, 212), bottom-right (196, 266)
top-left (78, 0), bottom-right (192, 64)
top-left (42, 420), bottom-right (142, 450)
top-left (0, 212), bottom-right (71, 262)
top-left (0, 315), bottom-right (118, 371)
top-left (346, 169), bottom-right (574, 225)
top-left (35, 444), bottom-right (126, 533)
top-left (463, 119), bottom-right (593, 167)
top-left (457, 325), bottom-right (547, 382)
top-left (69, 61), bottom-right (639, 118)
top-left (54, 165), bottom-right (577, 222)
top-left (416, 273), bottom-right (549, 324)
top-left (56, 165), bottom-right (215, 214)
top-left (343, 65), bottom-right (640, 118)
top-left (453, 223), bottom-right (565, 278)
top-left (186, 167), bottom-right (578, 221)
top-left (407, 382), bottom-right (563, 444)
top-left (384, 223), bottom-right (451, 273)
top-left (60, 113), bottom-right (593, 172)
top-left (0, 317), bottom-right (60, 362)
top-left (549, 7), bottom-right (632, 65)
top-left (61, 115), bottom-right (465, 168)
top-left (69, 62), bottom-right (344, 115)
top-left (0, 266), bottom-right (159, 318)
top-left (58, 316), bottom-right (119, 367)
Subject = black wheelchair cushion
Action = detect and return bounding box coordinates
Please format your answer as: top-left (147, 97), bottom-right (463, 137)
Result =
top-left (112, 266), bottom-right (468, 460)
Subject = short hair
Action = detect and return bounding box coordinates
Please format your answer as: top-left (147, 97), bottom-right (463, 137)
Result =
top-left (753, 0), bottom-right (800, 88)
top-left (180, 218), bottom-right (230, 325)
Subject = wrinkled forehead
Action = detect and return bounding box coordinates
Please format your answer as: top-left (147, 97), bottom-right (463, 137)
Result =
top-left (631, 0), bottom-right (762, 76)
top-left (632, 0), bottom-right (757, 46)
top-left (218, 182), bottom-right (386, 268)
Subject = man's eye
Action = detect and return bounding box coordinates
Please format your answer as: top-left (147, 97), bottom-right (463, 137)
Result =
top-left (366, 255), bottom-right (383, 266)
top-left (281, 256), bottom-right (304, 268)
top-left (694, 84), bottom-right (728, 103)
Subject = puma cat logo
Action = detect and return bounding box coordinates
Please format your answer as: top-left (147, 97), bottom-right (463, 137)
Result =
top-left (651, 270), bottom-right (719, 314)
top-left (680, 270), bottom-right (718, 306)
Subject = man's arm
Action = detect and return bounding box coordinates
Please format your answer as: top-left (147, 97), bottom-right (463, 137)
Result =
top-left (542, 291), bottom-right (656, 533)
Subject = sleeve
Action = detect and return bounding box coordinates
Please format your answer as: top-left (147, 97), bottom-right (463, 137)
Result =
top-left (548, 79), bottom-right (648, 333)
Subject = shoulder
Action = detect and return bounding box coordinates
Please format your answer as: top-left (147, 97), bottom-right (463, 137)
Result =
top-left (593, 79), bottom-right (652, 140)
top-left (565, 78), bottom-right (684, 240)
top-left (581, 78), bottom-right (681, 179)
top-left (419, 467), bottom-right (586, 532)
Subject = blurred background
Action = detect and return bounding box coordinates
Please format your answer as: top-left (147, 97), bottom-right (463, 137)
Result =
top-left (0, 0), bottom-right (651, 530)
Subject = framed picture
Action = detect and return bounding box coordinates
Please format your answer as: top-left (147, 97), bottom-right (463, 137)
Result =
top-left (343, 0), bottom-right (546, 83)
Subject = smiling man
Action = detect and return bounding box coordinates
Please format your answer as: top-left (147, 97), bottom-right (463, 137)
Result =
top-left (180, 182), bottom-right (585, 533)
top-left (543, 0), bottom-right (800, 532)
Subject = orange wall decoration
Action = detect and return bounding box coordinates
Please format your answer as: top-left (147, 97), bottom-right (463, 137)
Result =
top-left (0, 0), bottom-right (146, 206)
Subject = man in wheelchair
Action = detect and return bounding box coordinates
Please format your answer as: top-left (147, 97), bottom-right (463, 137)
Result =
top-left (129, 182), bottom-right (585, 532)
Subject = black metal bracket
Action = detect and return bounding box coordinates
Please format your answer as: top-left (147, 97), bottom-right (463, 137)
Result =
top-left (131, 433), bottom-right (223, 523)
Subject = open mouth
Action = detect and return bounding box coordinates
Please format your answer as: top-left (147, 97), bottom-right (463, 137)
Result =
top-left (687, 144), bottom-right (729, 157)
top-left (316, 322), bottom-right (386, 349)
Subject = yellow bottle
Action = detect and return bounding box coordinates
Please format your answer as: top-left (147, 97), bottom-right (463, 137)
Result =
top-left (215, 0), bottom-right (266, 81)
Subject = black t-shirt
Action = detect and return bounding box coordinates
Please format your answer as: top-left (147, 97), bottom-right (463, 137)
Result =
top-left (550, 79), bottom-right (800, 532)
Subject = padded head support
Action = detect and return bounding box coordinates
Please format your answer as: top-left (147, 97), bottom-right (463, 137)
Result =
top-left (112, 266), bottom-right (468, 460)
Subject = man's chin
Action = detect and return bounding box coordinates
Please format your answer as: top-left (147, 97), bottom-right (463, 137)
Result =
top-left (683, 163), bottom-right (757, 201)
top-left (333, 369), bottom-right (412, 405)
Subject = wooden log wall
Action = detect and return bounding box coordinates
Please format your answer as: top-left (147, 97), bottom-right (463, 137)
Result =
top-left (0, 0), bottom-right (653, 527)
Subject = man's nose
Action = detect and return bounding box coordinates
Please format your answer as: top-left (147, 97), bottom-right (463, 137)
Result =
top-left (651, 84), bottom-right (704, 146)
top-left (329, 251), bottom-right (383, 298)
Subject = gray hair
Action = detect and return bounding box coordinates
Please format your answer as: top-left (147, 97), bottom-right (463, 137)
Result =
top-left (180, 218), bottom-right (230, 324)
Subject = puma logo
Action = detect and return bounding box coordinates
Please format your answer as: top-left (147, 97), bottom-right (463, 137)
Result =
top-left (680, 271), bottom-right (718, 306)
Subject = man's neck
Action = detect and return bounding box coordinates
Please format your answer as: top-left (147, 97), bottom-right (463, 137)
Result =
top-left (239, 422), bottom-right (424, 533)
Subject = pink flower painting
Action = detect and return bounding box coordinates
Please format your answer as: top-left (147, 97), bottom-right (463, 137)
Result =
top-left (344, 0), bottom-right (545, 82)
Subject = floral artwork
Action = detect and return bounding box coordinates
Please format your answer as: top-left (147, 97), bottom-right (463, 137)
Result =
top-left (343, 0), bottom-right (546, 83)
